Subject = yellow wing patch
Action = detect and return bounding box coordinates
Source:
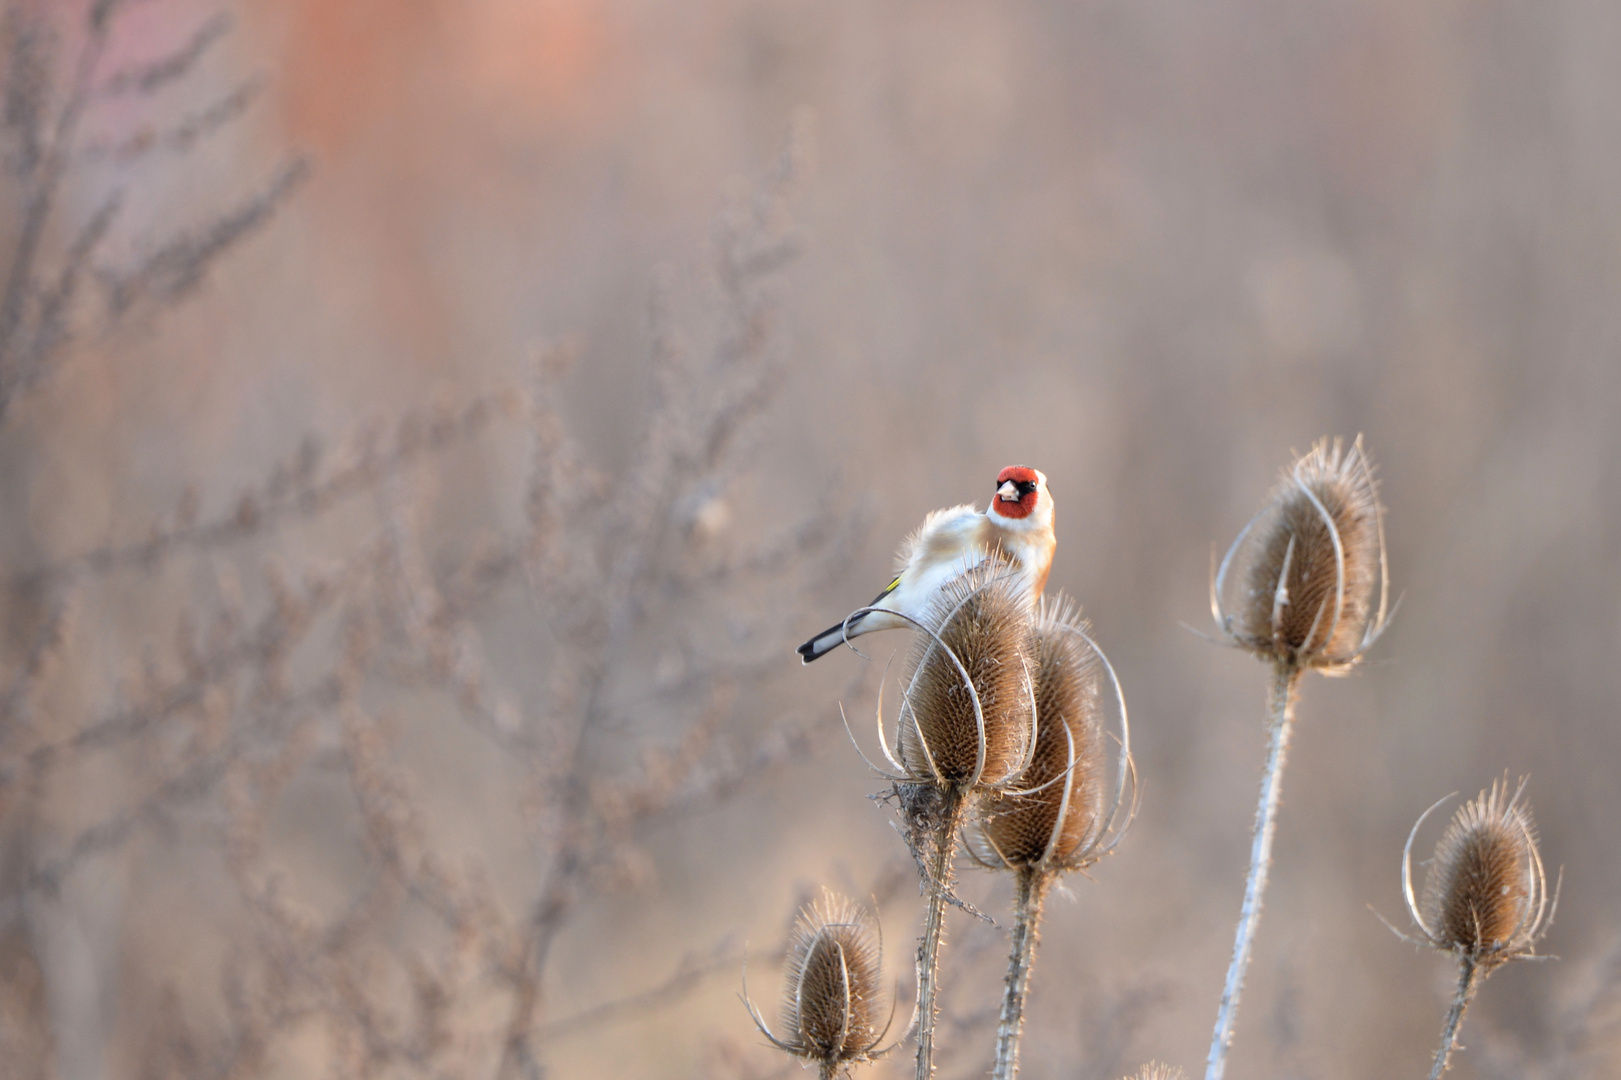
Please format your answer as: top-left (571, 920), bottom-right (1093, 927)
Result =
top-left (868, 576), bottom-right (902, 606)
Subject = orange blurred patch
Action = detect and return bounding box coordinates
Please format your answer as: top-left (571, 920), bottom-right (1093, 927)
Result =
top-left (255, 0), bottom-right (438, 152)
top-left (249, 0), bottom-right (622, 150)
top-left (458, 0), bottom-right (620, 131)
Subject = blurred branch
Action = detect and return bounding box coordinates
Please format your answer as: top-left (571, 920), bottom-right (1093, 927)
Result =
top-left (13, 390), bottom-right (506, 586)
top-left (101, 155), bottom-right (308, 318)
top-left (0, 108), bottom-right (848, 1080)
top-left (80, 77), bottom-right (266, 165)
top-left (0, 3), bottom-right (112, 419)
top-left (98, 11), bottom-right (233, 97)
top-left (17, 556), bottom-right (350, 768)
top-left (0, 4), bottom-right (301, 423)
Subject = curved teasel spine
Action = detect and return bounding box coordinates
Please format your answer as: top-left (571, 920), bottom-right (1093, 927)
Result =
top-left (895, 555), bottom-right (1036, 789)
top-left (744, 892), bottom-right (904, 1079)
top-left (967, 597), bottom-right (1136, 1080)
top-left (1211, 434), bottom-right (1391, 673)
top-left (1386, 777), bottom-right (1559, 1079)
top-left (971, 596), bottom-right (1135, 875)
top-left (1203, 436), bottom-right (1392, 1080)
top-left (838, 556), bottom-right (1037, 1080)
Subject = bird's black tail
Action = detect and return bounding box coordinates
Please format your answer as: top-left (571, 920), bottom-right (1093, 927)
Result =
top-left (797, 612), bottom-right (866, 664)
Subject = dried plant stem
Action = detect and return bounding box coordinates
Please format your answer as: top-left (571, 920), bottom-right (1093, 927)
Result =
top-left (916, 786), bottom-right (968, 1080)
top-left (1429, 957), bottom-right (1482, 1080)
top-left (1205, 660), bottom-right (1302, 1080)
top-left (993, 867), bottom-right (1052, 1080)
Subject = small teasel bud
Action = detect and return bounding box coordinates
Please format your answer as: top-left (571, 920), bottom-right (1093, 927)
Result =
top-left (1124, 1064), bottom-right (1187, 1080)
top-left (1398, 778), bottom-right (1557, 1079)
top-left (1215, 436), bottom-right (1388, 671)
top-left (896, 557), bottom-right (1035, 789)
top-left (977, 598), bottom-right (1107, 870)
top-left (746, 892), bottom-right (895, 1075)
top-left (1412, 777), bottom-right (1553, 965)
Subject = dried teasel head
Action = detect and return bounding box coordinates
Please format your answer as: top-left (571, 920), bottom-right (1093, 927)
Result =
top-left (744, 892), bottom-right (900, 1071)
top-left (1398, 777), bottom-right (1557, 969)
top-left (894, 557), bottom-right (1035, 790)
top-left (969, 597), bottom-right (1135, 873)
top-left (1124, 1064), bottom-right (1187, 1080)
top-left (1211, 436), bottom-right (1390, 672)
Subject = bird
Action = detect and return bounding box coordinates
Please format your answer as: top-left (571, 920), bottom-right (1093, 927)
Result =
top-left (797, 466), bottom-right (1055, 663)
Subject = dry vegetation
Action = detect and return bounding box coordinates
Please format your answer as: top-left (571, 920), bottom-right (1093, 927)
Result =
top-left (3, 1), bottom-right (1621, 1079)
top-left (0, 6), bottom-right (860, 1077)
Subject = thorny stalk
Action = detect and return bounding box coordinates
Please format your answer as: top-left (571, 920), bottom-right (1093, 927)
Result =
top-left (992, 867), bottom-right (1051, 1080)
top-left (1206, 660), bottom-right (1302, 1080)
top-left (915, 785), bottom-right (968, 1080)
top-left (1431, 956), bottom-right (1482, 1080)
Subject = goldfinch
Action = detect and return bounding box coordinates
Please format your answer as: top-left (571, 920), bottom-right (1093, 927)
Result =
top-left (797, 466), bottom-right (1056, 663)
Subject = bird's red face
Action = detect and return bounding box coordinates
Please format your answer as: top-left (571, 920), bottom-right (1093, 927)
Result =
top-left (990, 465), bottom-right (1042, 520)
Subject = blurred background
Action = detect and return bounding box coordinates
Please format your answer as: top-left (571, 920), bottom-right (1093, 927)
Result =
top-left (1, 0), bottom-right (1618, 1077)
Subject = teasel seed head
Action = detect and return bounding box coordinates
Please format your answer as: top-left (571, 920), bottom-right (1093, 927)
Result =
top-left (744, 892), bottom-right (900, 1072)
top-left (1211, 435), bottom-right (1390, 672)
top-left (1124, 1064), bottom-right (1186, 1080)
top-left (969, 597), bottom-right (1136, 873)
top-left (1398, 776), bottom-right (1557, 969)
top-left (895, 557), bottom-right (1035, 790)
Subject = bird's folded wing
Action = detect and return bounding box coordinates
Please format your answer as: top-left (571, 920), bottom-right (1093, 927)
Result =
top-left (894, 503), bottom-right (984, 573)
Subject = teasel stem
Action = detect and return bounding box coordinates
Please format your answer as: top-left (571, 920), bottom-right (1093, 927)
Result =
top-left (1205, 659), bottom-right (1302, 1080)
top-left (915, 785), bottom-right (968, 1080)
top-left (992, 866), bottom-right (1052, 1080)
top-left (1429, 956), bottom-right (1482, 1080)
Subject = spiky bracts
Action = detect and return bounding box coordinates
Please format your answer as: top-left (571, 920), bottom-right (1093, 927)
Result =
top-left (747, 893), bottom-right (898, 1078)
top-left (896, 558), bottom-right (1035, 790)
top-left (1204, 436), bottom-right (1394, 1080)
top-left (781, 895), bottom-right (886, 1062)
top-left (975, 600), bottom-right (1109, 872)
top-left (967, 600), bottom-right (1135, 1080)
top-left (1213, 435), bottom-right (1390, 673)
top-left (886, 557), bottom-right (1037, 1080)
top-left (1414, 778), bottom-right (1552, 964)
top-left (1126, 1065), bottom-right (1188, 1080)
top-left (1394, 778), bottom-right (1558, 1079)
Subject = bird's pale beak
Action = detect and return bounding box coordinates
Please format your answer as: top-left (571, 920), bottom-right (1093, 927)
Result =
top-left (997, 480), bottom-right (1019, 501)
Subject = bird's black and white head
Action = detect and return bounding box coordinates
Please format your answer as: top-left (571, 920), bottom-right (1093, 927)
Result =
top-left (988, 465), bottom-right (1052, 532)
